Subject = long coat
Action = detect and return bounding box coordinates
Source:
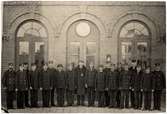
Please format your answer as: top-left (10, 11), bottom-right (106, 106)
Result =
top-left (141, 72), bottom-right (153, 91)
top-left (2, 69), bottom-right (16, 91)
top-left (48, 68), bottom-right (57, 88)
top-left (103, 68), bottom-right (111, 88)
top-left (119, 70), bottom-right (131, 90)
top-left (56, 70), bottom-right (66, 89)
top-left (152, 71), bottom-right (165, 90)
top-left (66, 70), bottom-right (76, 91)
top-left (16, 70), bottom-right (29, 91)
top-left (96, 72), bottom-right (105, 92)
top-left (75, 66), bottom-right (87, 95)
top-left (107, 70), bottom-right (118, 90)
top-left (29, 69), bottom-right (39, 90)
top-left (39, 69), bottom-right (52, 90)
top-left (86, 68), bottom-right (97, 88)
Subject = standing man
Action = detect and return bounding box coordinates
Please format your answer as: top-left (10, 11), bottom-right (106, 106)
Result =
top-left (2, 63), bottom-right (16, 109)
top-left (16, 64), bottom-right (29, 109)
top-left (29, 63), bottom-right (39, 107)
top-left (56, 64), bottom-right (66, 107)
top-left (23, 63), bottom-right (30, 107)
top-left (86, 62), bottom-right (97, 107)
top-left (107, 64), bottom-right (118, 108)
top-left (66, 63), bottom-right (76, 106)
top-left (39, 63), bottom-right (52, 107)
top-left (119, 64), bottom-right (131, 109)
top-left (48, 61), bottom-right (57, 106)
top-left (141, 66), bottom-right (152, 110)
top-left (75, 60), bottom-right (87, 106)
top-left (152, 63), bottom-right (166, 110)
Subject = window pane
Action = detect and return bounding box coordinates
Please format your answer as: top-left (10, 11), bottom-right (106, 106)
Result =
top-left (19, 41), bottom-right (29, 64)
top-left (69, 42), bottom-right (80, 65)
top-left (121, 42), bottom-right (132, 63)
top-left (35, 42), bottom-right (45, 66)
top-left (86, 42), bottom-right (96, 67)
top-left (25, 29), bottom-right (40, 37)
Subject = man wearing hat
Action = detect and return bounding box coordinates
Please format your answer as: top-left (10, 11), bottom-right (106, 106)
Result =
top-left (152, 63), bottom-right (165, 110)
top-left (2, 63), bottom-right (16, 109)
top-left (75, 60), bottom-right (87, 106)
top-left (56, 64), bottom-right (66, 107)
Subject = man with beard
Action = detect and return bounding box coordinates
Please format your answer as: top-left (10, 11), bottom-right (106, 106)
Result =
top-left (75, 60), bottom-right (87, 106)
top-left (85, 62), bottom-right (97, 107)
top-left (2, 63), bottom-right (16, 109)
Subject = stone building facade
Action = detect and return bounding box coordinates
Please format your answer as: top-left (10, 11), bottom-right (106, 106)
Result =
top-left (2, 1), bottom-right (166, 73)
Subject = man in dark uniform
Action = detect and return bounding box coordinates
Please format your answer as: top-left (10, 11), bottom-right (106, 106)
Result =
top-left (107, 64), bottom-right (118, 108)
top-left (96, 65), bottom-right (105, 107)
top-left (66, 63), bottom-right (76, 106)
top-left (39, 63), bottom-right (52, 107)
top-left (119, 64), bottom-right (131, 108)
top-left (141, 66), bottom-right (152, 110)
top-left (103, 62), bottom-right (111, 106)
top-left (56, 64), bottom-right (66, 107)
top-left (131, 65), bottom-right (143, 109)
top-left (75, 60), bottom-right (87, 106)
top-left (29, 63), bottom-right (39, 107)
top-left (48, 61), bottom-right (57, 106)
top-left (2, 63), bottom-right (16, 109)
top-left (152, 63), bottom-right (165, 110)
top-left (85, 62), bottom-right (97, 107)
top-left (23, 63), bottom-right (30, 107)
top-left (16, 64), bottom-right (29, 109)
top-left (129, 60), bottom-right (136, 108)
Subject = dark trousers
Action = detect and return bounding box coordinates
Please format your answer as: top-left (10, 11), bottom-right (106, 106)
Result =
top-left (17, 91), bottom-right (25, 109)
top-left (104, 90), bottom-right (110, 106)
top-left (51, 88), bottom-right (55, 106)
top-left (77, 95), bottom-right (85, 105)
top-left (42, 90), bottom-right (50, 107)
top-left (57, 88), bottom-right (65, 107)
top-left (30, 89), bottom-right (38, 107)
top-left (98, 91), bottom-right (105, 107)
top-left (66, 90), bottom-right (75, 106)
top-left (134, 91), bottom-right (142, 109)
top-left (143, 91), bottom-right (151, 110)
top-left (109, 90), bottom-right (117, 107)
top-left (24, 90), bottom-right (29, 107)
top-left (87, 87), bottom-right (95, 106)
top-left (153, 90), bottom-right (162, 110)
top-left (6, 91), bottom-right (15, 109)
top-left (116, 90), bottom-right (121, 107)
top-left (120, 90), bottom-right (129, 108)
top-left (130, 90), bottom-right (135, 108)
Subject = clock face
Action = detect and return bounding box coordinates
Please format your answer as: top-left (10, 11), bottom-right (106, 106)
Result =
top-left (76, 22), bottom-right (90, 37)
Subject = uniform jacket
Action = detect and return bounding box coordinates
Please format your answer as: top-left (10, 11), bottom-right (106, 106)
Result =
top-left (119, 70), bottom-right (131, 90)
top-left (56, 70), bottom-right (66, 89)
top-left (107, 70), bottom-right (118, 90)
top-left (96, 72), bottom-right (105, 92)
top-left (141, 72), bottom-right (153, 91)
top-left (66, 69), bottom-right (76, 91)
top-left (16, 70), bottom-right (29, 91)
top-left (75, 66), bottom-right (87, 95)
top-left (152, 70), bottom-right (165, 90)
top-left (39, 69), bottom-right (52, 90)
top-left (86, 68), bottom-right (97, 88)
top-left (103, 68), bottom-right (111, 88)
top-left (48, 68), bottom-right (57, 88)
top-left (2, 69), bottom-right (16, 91)
top-left (29, 69), bottom-right (39, 90)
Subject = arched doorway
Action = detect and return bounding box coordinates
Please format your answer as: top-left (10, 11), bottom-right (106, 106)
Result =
top-left (67, 20), bottom-right (100, 68)
top-left (118, 20), bottom-right (151, 67)
top-left (15, 20), bottom-right (48, 68)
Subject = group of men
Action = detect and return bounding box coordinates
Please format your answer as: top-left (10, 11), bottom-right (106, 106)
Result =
top-left (2, 60), bottom-right (165, 111)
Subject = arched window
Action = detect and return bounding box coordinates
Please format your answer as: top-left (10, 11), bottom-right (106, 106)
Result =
top-left (119, 21), bottom-right (151, 67)
top-left (16, 20), bottom-right (48, 68)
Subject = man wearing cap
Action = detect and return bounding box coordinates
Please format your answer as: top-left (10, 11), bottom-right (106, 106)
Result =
top-left (48, 61), bottom-right (57, 106)
top-left (56, 64), bottom-right (66, 107)
top-left (2, 63), bottom-right (16, 109)
top-left (152, 63), bottom-right (165, 110)
top-left (29, 63), bottom-right (39, 107)
top-left (75, 60), bottom-right (87, 106)
top-left (39, 63), bottom-right (52, 107)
